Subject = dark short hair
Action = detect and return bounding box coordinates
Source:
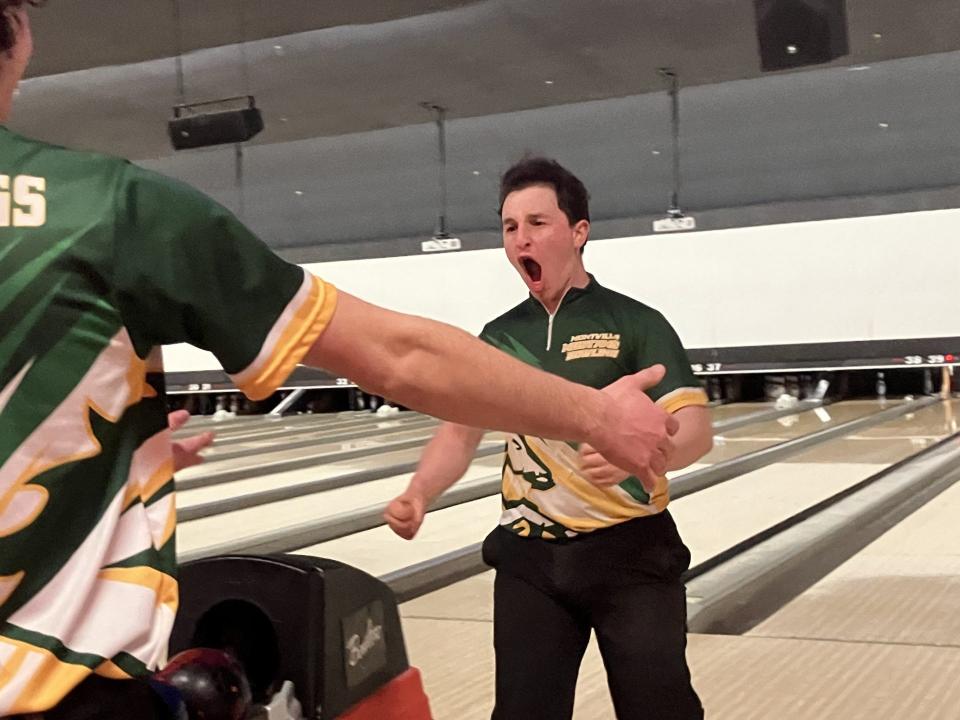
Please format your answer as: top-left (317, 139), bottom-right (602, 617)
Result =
top-left (498, 156), bottom-right (590, 226)
top-left (0, 1), bottom-right (43, 54)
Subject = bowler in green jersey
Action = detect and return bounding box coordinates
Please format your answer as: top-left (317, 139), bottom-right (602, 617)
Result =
top-left (387, 158), bottom-right (713, 719)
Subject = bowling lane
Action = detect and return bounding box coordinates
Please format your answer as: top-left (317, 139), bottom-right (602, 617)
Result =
top-left (176, 422), bottom-right (446, 481)
top-left (292, 400), bottom-right (912, 578)
top-left (201, 414), bottom-right (435, 458)
top-left (178, 398), bottom-right (796, 512)
top-left (175, 400), bottom-right (880, 571)
top-left (389, 402), bottom-right (953, 591)
top-left (176, 402), bottom-right (771, 560)
top-left (201, 412), bottom-right (410, 444)
top-left (175, 444), bottom-right (504, 555)
top-left (297, 497), bottom-right (503, 576)
top-left (176, 428), bottom-right (504, 508)
top-left (702, 398), bottom-right (895, 464)
top-left (274, 401), bottom-right (836, 572)
top-left (709, 401), bottom-right (773, 424)
top-left (672, 399), bottom-right (952, 566)
top-left (199, 400), bottom-right (771, 454)
top-left (750, 400), bottom-right (960, 646)
top-left (176, 409), bottom-right (369, 437)
top-left (395, 400), bottom-right (959, 720)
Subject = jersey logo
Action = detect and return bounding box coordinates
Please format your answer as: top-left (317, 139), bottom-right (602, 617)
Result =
top-left (505, 436), bottom-right (555, 490)
top-left (0, 174), bottom-right (47, 228)
top-left (561, 332), bottom-right (620, 361)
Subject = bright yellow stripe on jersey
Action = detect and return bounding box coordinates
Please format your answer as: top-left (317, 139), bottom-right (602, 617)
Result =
top-left (648, 478), bottom-right (670, 512)
top-left (657, 386), bottom-right (709, 414)
top-left (0, 473), bottom-right (49, 539)
top-left (123, 352), bottom-right (152, 402)
top-left (97, 567), bottom-right (178, 611)
top-left (94, 659), bottom-right (131, 680)
top-left (140, 460), bottom-right (174, 503)
top-left (121, 460), bottom-right (174, 510)
top-left (1, 640), bottom-right (90, 713)
top-left (158, 496), bottom-right (177, 548)
top-left (234, 275), bottom-right (339, 401)
top-left (0, 644), bottom-right (29, 689)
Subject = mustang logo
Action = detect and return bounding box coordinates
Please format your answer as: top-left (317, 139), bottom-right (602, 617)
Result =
top-left (505, 436), bottom-right (555, 491)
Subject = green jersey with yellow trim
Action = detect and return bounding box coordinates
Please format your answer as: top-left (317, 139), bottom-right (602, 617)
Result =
top-left (0, 127), bottom-right (336, 714)
top-left (480, 275), bottom-right (706, 540)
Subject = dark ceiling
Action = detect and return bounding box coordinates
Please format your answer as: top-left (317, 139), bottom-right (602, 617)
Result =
top-left (11, 0), bottom-right (960, 252)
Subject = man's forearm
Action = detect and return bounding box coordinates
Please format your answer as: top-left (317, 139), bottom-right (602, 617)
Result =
top-left (306, 292), bottom-right (608, 443)
top-left (407, 423), bottom-right (486, 504)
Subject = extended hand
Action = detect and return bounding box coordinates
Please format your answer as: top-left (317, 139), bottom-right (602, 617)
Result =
top-left (587, 365), bottom-right (677, 492)
top-left (168, 409), bottom-right (214, 472)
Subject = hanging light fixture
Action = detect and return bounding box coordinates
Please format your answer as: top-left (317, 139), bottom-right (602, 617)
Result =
top-left (419, 102), bottom-right (462, 252)
top-left (652, 68), bottom-right (696, 233)
top-left (167, 0), bottom-right (264, 154)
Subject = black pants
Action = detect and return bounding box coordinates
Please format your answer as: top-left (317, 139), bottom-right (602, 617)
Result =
top-left (482, 512), bottom-right (703, 720)
top-left (6, 675), bottom-right (176, 720)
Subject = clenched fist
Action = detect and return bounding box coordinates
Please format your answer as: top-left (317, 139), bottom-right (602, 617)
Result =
top-left (384, 490), bottom-right (427, 540)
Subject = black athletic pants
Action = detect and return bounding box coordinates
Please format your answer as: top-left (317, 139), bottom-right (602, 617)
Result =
top-left (6, 676), bottom-right (177, 720)
top-left (482, 511), bottom-right (704, 720)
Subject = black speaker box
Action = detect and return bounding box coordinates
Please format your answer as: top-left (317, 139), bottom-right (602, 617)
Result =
top-left (169, 554), bottom-right (410, 719)
top-left (754, 0), bottom-right (849, 71)
top-left (168, 105), bottom-right (264, 150)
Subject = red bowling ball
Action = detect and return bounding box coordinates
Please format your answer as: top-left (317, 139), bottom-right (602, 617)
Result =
top-left (155, 648), bottom-right (252, 720)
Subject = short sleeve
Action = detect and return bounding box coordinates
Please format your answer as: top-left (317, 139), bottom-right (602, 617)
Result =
top-left (635, 310), bottom-right (708, 414)
top-left (479, 322), bottom-right (495, 344)
top-left (112, 164), bottom-right (338, 400)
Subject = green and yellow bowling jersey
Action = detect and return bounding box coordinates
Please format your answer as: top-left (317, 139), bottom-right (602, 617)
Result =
top-left (0, 127), bottom-right (337, 714)
top-left (480, 276), bottom-right (706, 540)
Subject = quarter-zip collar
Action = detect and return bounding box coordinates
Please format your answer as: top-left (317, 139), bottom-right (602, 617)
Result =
top-left (528, 274), bottom-right (600, 351)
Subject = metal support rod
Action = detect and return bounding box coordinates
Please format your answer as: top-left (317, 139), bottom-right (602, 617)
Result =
top-left (268, 387), bottom-right (305, 416)
top-left (658, 68), bottom-right (682, 215)
top-left (421, 102), bottom-right (449, 237)
top-left (172, 0), bottom-right (186, 103)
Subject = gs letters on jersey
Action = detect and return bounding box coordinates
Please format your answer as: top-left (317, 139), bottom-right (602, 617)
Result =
top-left (1, 174), bottom-right (46, 227)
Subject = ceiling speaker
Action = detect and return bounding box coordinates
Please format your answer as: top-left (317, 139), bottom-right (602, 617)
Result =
top-left (169, 96), bottom-right (264, 150)
top-left (754, 0), bottom-right (849, 71)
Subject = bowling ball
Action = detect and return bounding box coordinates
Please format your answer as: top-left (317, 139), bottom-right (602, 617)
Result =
top-left (155, 648), bottom-right (252, 720)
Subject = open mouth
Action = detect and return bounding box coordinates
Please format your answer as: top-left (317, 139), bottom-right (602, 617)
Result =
top-left (520, 257), bottom-right (542, 283)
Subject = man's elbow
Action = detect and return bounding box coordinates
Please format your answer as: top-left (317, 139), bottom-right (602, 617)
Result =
top-left (363, 346), bottom-right (428, 409)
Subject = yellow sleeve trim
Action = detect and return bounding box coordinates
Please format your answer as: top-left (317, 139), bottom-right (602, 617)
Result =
top-left (657, 387), bottom-right (709, 415)
top-left (237, 276), bottom-right (339, 401)
top-left (97, 566), bottom-right (179, 611)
